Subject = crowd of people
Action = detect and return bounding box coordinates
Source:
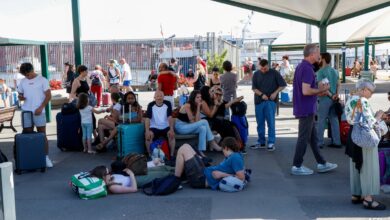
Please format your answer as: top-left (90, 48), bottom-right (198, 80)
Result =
top-left (8, 45), bottom-right (390, 207)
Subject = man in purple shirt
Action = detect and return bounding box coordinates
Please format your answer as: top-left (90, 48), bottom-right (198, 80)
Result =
top-left (291, 44), bottom-right (338, 175)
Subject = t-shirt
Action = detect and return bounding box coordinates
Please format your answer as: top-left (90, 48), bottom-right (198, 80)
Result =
top-left (220, 72), bottom-right (237, 102)
top-left (17, 75), bottom-right (50, 113)
top-left (79, 106), bottom-right (93, 124)
top-left (146, 100), bottom-right (172, 129)
top-left (316, 66), bottom-right (339, 101)
top-left (89, 70), bottom-right (103, 86)
top-left (203, 152), bottom-right (244, 190)
top-left (157, 73), bottom-right (177, 96)
top-left (252, 69), bottom-right (287, 105)
top-left (108, 67), bottom-right (120, 84)
top-left (293, 60), bottom-right (317, 117)
top-left (111, 174), bottom-right (132, 187)
top-left (121, 63), bottom-right (132, 81)
top-left (113, 103), bottom-right (122, 113)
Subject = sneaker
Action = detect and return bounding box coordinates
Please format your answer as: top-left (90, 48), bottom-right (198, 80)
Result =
top-left (240, 148), bottom-right (247, 155)
top-left (291, 165), bottom-right (313, 175)
top-left (317, 162), bottom-right (338, 173)
top-left (46, 156), bottom-right (53, 168)
top-left (327, 144), bottom-right (342, 148)
top-left (250, 144), bottom-right (266, 150)
top-left (267, 144), bottom-right (275, 152)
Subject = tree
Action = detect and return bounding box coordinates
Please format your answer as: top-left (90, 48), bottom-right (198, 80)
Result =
top-left (206, 49), bottom-right (228, 74)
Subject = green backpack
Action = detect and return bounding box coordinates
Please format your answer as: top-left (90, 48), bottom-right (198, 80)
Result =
top-left (71, 172), bottom-right (108, 200)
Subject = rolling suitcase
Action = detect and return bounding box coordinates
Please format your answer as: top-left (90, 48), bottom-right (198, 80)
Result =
top-left (102, 92), bottom-right (110, 106)
top-left (14, 111), bottom-right (46, 174)
top-left (56, 111), bottom-right (83, 151)
top-left (117, 123), bottom-right (145, 158)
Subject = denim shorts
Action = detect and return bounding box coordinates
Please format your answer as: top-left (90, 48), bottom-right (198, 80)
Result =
top-left (81, 123), bottom-right (93, 141)
top-left (123, 80), bottom-right (132, 86)
top-left (21, 111), bottom-right (46, 128)
top-left (185, 155), bottom-right (206, 188)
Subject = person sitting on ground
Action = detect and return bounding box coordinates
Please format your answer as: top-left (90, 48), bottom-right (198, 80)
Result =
top-left (109, 84), bottom-right (124, 102)
top-left (76, 93), bottom-right (103, 154)
top-left (90, 166), bottom-right (137, 194)
top-left (144, 91), bottom-right (175, 159)
top-left (174, 90), bottom-right (222, 156)
top-left (174, 137), bottom-right (245, 190)
top-left (96, 92), bottom-right (122, 150)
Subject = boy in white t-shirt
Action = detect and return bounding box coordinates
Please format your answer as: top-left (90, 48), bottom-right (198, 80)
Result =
top-left (18, 63), bottom-right (53, 168)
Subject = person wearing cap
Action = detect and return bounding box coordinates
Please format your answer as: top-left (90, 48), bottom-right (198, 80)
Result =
top-left (107, 59), bottom-right (121, 88)
top-left (209, 67), bottom-right (221, 88)
top-left (119, 58), bottom-right (132, 92)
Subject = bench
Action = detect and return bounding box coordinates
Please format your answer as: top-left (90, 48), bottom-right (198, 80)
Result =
top-left (0, 106), bottom-right (17, 133)
top-left (175, 134), bottom-right (198, 150)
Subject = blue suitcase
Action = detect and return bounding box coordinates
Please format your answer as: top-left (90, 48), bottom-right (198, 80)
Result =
top-left (14, 111), bottom-right (46, 174)
top-left (117, 123), bottom-right (145, 158)
top-left (56, 112), bottom-right (83, 151)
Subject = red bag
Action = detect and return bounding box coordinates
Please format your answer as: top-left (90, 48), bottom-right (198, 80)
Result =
top-left (340, 120), bottom-right (350, 145)
top-left (102, 92), bottom-right (110, 106)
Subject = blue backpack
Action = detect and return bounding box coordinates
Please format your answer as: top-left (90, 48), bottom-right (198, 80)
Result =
top-left (231, 115), bottom-right (248, 145)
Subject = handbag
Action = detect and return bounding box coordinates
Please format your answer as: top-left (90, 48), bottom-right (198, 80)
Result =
top-left (350, 99), bottom-right (380, 148)
top-left (331, 98), bottom-right (344, 116)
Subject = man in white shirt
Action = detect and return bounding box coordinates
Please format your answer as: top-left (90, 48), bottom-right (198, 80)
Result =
top-left (18, 63), bottom-right (53, 168)
top-left (119, 58), bottom-right (133, 92)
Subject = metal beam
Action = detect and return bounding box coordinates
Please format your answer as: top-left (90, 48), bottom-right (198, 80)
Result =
top-left (212, 0), bottom-right (319, 26)
top-left (71, 0), bottom-right (83, 67)
top-left (329, 2), bottom-right (390, 25)
top-left (319, 26), bottom-right (327, 53)
top-left (364, 37), bottom-right (369, 71)
top-left (341, 43), bottom-right (346, 83)
top-left (40, 44), bottom-right (51, 122)
top-left (320, 0), bottom-right (339, 26)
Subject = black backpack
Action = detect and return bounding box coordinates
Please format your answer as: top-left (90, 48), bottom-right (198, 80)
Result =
top-left (231, 101), bottom-right (247, 116)
top-left (142, 175), bottom-right (181, 196)
top-left (90, 75), bottom-right (102, 86)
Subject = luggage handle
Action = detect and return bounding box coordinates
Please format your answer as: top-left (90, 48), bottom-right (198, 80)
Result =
top-left (21, 111), bottom-right (34, 130)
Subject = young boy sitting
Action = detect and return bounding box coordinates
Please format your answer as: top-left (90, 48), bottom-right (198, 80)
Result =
top-left (174, 137), bottom-right (245, 190)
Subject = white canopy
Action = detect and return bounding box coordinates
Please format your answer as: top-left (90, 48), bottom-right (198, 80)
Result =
top-left (213, 0), bottom-right (390, 26)
top-left (347, 9), bottom-right (390, 42)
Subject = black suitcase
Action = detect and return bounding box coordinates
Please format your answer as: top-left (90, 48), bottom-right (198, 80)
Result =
top-left (14, 111), bottom-right (46, 174)
top-left (56, 111), bottom-right (83, 151)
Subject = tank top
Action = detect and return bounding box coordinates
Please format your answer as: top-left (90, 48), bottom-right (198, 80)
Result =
top-left (111, 174), bottom-right (132, 187)
top-left (76, 79), bottom-right (89, 96)
top-left (177, 112), bottom-right (190, 123)
top-left (210, 79), bottom-right (221, 88)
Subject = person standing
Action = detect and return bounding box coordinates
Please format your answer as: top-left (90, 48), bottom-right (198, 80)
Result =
top-left (251, 59), bottom-right (286, 151)
top-left (107, 59), bottom-right (121, 88)
top-left (18, 63), bottom-right (53, 168)
top-left (279, 55), bottom-right (290, 79)
top-left (316, 52), bottom-right (342, 148)
top-left (220, 60), bottom-right (238, 102)
top-left (89, 66), bottom-right (105, 107)
top-left (119, 58), bottom-right (133, 92)
top-left (157, 62), bottom-right (178, 109)
top-left (380, 54), bottom-right (386, 70)
top-left (291, 44), bottom-right (337, 175)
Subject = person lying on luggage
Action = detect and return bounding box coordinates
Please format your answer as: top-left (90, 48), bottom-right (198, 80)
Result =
top-left (174, 137), bottom-right (245, 190)
top-left (145, 91), bottom-right (175, 160)
top-left (96, 92), bottom-right (122, 150)
top-left (90, 166), bottom-right (137, 194)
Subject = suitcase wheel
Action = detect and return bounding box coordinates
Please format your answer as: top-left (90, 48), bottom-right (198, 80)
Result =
top-left (41, 168), bottom-right (46, 173)
top-left (15, 169), bottom-right (21, 175)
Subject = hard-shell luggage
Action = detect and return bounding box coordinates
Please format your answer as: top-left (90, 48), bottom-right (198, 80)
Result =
top-left (117, 123), bottom-right (145, 158)
top-left (56, 111), bottom-right (83, 151)
top-left (102, 92), bottom-right (110, 106)
top-left (14, 111), bottom-right (46, 174)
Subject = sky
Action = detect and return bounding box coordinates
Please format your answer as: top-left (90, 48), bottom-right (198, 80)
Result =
top-left (0, 0), bottom-right (389, 44)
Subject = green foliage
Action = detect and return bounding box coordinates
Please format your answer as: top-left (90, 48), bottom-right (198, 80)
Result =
top-left (206, 49), bottom-right (228, 74)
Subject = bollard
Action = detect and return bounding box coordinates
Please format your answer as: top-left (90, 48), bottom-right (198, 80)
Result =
top-left (0, 162), bottom-right (16, 220)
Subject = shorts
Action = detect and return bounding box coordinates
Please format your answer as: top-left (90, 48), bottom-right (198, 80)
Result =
top-left (1, 93), bottom-right (8, 100)
top-left (164, 95), bottom-right (174, 109)
top-left (81, 123), bottom-right (93, 141)
top-left (21, 111), bottom-right (46, 128)
top-left (184, 155), bottom-right (206, 188)
top-left (123, 80), bottom-right (132, 87)
top-left (150, 127), bottom-right (170, 140)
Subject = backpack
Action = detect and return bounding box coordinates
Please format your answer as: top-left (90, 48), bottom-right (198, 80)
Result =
top-left (150, 138), bottom-right (170, 160)
top-left (71, 172), bottom-right (108, 200)
top-left (142, 175), bottom-right (181, 196)
top-left (122, 153), bottom-right (147, 176)
top-left (231, 115), bottom-right (249, 145)
top-left (230, 101), bottom-right (247, 116)
top-left (90, 74), bottom-right (102, 86)
top-left (218, 176), bottom-right (246, 192)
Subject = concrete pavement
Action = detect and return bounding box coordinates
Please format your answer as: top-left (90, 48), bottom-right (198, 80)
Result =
top-left (0, 84), bottom-right (389, 220)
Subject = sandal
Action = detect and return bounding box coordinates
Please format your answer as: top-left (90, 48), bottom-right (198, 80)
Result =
top-left (351, 195), bottom-right (363, 204)
top-left (363, 199), bottom-right (386, 210)
top-left (87, 150), bottom-right (96, 154)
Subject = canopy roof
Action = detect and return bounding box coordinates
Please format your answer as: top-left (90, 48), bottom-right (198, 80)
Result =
top-left (0, 37), bottom-right (46, 46)
top-left (212, 0), bottom-right (390, 26)
top-left (347, 9), bottom-right (390, 42)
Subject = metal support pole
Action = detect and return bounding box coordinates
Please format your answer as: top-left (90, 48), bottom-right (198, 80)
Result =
top-left (341, 43), bottom-right (346, 83)
top-left (0, 162), bottom-right (16, 220)
top-left (371, 43), bottom-right (375, 61)
top-left (267, 45), bottom-right (271, 63)
top-left (355, 46), bottom-right (358, 60)
top-left (40, 44), bottom-right (52, 122)
top-left (71, 0), bottom-right (83, 67)
top-left (364, 37), bottom-right (369, 71)
top-left (319, 25), bottom-right (327, 53)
